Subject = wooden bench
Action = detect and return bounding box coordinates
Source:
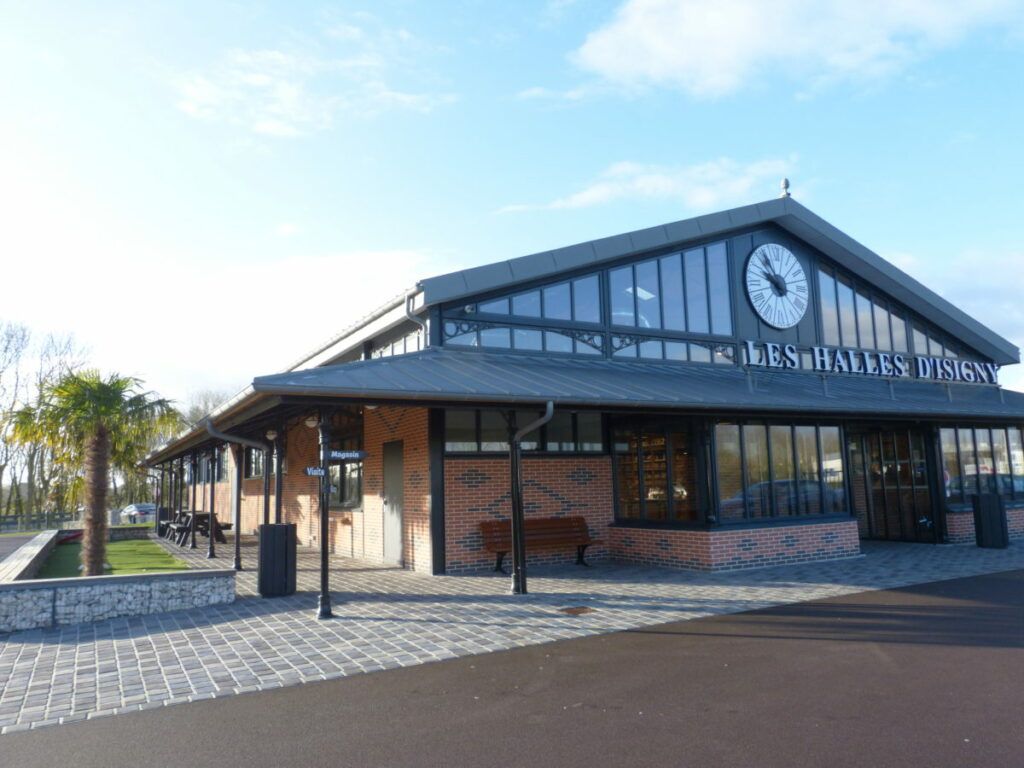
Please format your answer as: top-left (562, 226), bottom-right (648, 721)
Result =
top-left (479, 516), bottom-right (597, 573)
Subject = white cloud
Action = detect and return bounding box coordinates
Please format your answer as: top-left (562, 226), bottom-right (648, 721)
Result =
top-left (175, 20), bottom-right (455, 136)
top-left (0, 128), bottom-right (435, 404)
top-left (501, 156), bottom-right (793, 212)
top-left (573, 0), bottom-right (1023, 97)
top-left (275, 222), bottom-right (300, 237)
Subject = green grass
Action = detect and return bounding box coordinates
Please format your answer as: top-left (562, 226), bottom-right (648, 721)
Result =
top-left (36, 539), bottom-right (189, 579)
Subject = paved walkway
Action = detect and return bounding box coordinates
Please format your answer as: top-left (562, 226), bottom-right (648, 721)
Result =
top-left (1, 536), bottom-right (1023, 735)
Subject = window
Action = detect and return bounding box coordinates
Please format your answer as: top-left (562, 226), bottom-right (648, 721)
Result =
top-left (714, 422), bottom-right (842, 521)
top-left (715, 424), bottom-right (743, 521)
top-left (836, 277), bottom-right (857, 348)
top-left (542, 283), bottom-right (571, 321)
top-left (941, 426), bottom-right (1024, 503)
top-left (856, 291), bottom-right (874, 348)
top-left (328, 435), bottom-right (363, 509)
top-left (684, 249), bottom-right (709, 333)
top-left (444, 410), bottom-right (477, 452)
top-left (572, 276), bottom-right (601, 323)
top-left (609, 241), bottom-right (730, 336)
top-left (614, 422), bottom-right (700, 523)
top-left (244, 447), bottom-right (265, 479)
top-left (445, 410), bottom-right (604, 453)
top-left (512, 291), bottom-right (541, 317)
top-left (818, 270), bottom-right (840, 346)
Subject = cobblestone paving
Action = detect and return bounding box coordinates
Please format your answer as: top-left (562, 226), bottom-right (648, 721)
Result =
top-left (1, 536), bottom-right (1022, 735)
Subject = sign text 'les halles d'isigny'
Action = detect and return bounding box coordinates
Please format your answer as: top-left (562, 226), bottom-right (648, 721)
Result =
top-left (743, 340), bottom-right (1000, 385)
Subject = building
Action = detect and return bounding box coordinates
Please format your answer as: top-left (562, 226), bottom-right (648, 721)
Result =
top-left (147, 194), bottom-right (1024, 577)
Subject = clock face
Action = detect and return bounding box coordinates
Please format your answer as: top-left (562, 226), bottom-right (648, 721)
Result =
top-left (745, 244), bottom-right (808, 329)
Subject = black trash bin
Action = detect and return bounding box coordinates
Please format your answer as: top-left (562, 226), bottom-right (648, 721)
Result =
top-left (971, 493), bottom-right (1009, 549)
top-left (259, 523), bottom-right (297, 597)
top-left (156, 506), bottom-right (171, 538)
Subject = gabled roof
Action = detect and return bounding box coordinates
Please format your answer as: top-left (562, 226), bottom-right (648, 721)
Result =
top-left (252, 348), bottom-right (1024, 420)
top-left (417, 197), bottom-right (1019, 366)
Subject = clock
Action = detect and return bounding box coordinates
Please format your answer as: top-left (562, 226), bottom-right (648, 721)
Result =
top-left (745, 244), bottom-right (808, 329)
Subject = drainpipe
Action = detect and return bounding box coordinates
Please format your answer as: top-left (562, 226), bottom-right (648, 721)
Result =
top-left (405, 289), bottom-right (428, 348)
top-left (203, 419), bottom-right (271, 571)
top-left (508, 401), bottom-right (554, 596)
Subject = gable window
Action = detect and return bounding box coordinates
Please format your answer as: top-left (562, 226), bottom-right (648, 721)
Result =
top-left (818, 266), bottom-right (909, 354)
top-left (610, 241), bottom-right (731, 335)
top-left (476, 274), bottom-right (602, 325)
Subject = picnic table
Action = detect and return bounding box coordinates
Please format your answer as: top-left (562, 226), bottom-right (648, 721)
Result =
top-left (165, 512), bottom-right (232, 545)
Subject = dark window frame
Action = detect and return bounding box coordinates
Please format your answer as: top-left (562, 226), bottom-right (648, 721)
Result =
top-left (443, 409), bottom-right (607, 455)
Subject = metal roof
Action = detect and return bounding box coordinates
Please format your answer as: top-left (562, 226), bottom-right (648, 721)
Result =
top-left (251, 348), bottom-right (1024, 420)
top-left (417, 197), bottom-right (1019, 365)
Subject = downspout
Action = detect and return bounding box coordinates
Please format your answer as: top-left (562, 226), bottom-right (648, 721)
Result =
top-left (508, 401), bottom-right (554, 595)
top-left (405, 289), bottom-right (428, 348)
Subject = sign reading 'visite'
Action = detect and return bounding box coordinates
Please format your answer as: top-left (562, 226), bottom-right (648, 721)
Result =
top-left (743, 340), bottom-right (1000, 385)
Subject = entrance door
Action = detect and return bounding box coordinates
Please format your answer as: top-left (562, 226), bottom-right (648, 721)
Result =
top-left (382, 441), bottom-right (404, 565)
top-left (847, 428), bottom-right (936, 543)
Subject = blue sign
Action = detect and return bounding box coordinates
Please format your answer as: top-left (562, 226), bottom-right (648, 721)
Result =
top-left (329, 450), bottom-right (367, 461)
top-left (304, 467), bottom-right (326, 477)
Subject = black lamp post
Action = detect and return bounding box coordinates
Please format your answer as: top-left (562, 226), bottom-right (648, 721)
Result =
top-left (315, 411), bottom-right (333, 619)
top-left (207, 450), bottom-right (217, 559)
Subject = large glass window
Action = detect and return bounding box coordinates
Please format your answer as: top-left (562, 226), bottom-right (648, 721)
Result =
top-left (444, 410), bottom-right (477, 452)
top-left (820, 426), bottom-right (844, 513)
top-left (244, 447), bottom-right (265, 479)
top-left (614, 422), bottom-right (701, 523)
top-left (873, 302), bottom-right (892, 351)
top-left (974, 428), bottom-right (995, 493)
top-left (707, 243), bottom-right (732, 335)
top-left (795, 426), bottom-right (822, 515)
top-left (660, 253), bottom-right (686, 331)
top-left (818, 270), bottom-right (840, 346)
top-left (715, 424), bottom-right (743, 522)
top-left (940, 428), bottom-right (960, 501)
top-left (572, 276), bottom-right (601, 323)
top-left (856, 291), bottom-right (874, 349)
top-left (770, 425), bottom-right (797, 516)
top-left (634, 259), bottom-right (661, 330)
top-left (610, 267), bottom-right (635, 327)
top-left (713, 422), bottom-right (845, 522)
top-left (684, 248), bottom-right (709, 333)
top-left (836, 277), bottom-right (857, 348)
top-left (743, 425), bottom-right (771, 518)
top-left (542, 282), bottom-right (571, 321)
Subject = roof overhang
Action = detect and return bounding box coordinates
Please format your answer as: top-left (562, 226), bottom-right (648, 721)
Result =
top-left (251, 348), bottom-right (1024, 421)
top-left (417, 197), bottom-right (1019, 366)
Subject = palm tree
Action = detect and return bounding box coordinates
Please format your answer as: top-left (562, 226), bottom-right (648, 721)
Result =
top-left (13, 371), bottom-right (177, 575)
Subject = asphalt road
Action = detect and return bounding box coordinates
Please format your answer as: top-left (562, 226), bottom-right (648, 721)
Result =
top-left (4, 570), bottom-right (1022, 768)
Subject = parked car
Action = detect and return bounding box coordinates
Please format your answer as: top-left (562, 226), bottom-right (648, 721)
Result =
top-left (122, 503), bottom-right (157, 524)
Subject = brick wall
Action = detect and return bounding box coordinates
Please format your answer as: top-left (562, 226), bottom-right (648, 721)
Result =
top-left (608, 519), bottom-right (861, 571)
top-left (334, 407), bottom-right (431, 572)
top-left (444, 455), bottom-right (614, 573)
top-left (945, 508), bottom-right (1024, 544)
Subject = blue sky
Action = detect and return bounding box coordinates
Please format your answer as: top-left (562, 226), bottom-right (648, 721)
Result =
top-left (2, 0), bottom-right (1024, 402)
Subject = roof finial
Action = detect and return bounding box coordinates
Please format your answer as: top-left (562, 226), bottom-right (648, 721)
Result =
top-left (779, 177), bottom-right (791, 198)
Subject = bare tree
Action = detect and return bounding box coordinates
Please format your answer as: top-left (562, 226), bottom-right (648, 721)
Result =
top-left (182, 388), bottom-right (234, 426)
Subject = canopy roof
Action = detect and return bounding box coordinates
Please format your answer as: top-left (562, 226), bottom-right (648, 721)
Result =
top-left (252, 348), bottom-right (1024, 420)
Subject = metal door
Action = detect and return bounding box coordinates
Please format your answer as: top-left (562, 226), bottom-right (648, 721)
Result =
top-left (382, 441), bottom-right (404, 565)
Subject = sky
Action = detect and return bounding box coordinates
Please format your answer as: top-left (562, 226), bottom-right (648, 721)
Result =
top-left (2, 0), bottom-right (1024, 405)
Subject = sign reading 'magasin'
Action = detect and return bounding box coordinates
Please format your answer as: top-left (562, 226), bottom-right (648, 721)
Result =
top-left (743, 340), bottom-right (1000, 385)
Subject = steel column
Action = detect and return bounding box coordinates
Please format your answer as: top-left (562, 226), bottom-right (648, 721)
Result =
top-left (273, 431), bottom-right (284, 524)
top-left (232, 444), bottom-right (243, 570)
top-left (189, 452), bottom-right (198, 549)
top-left (207, 451), bottom-right (217, 559)
top-left (507, 402), bottom-right (554, 596)
top-left (317, 411), bottom-right (333, 619)
top-left (262, 447), bottom-right (271, 526)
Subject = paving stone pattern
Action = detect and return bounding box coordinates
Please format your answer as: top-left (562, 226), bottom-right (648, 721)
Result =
top-left (1, 536), bottom-right (1023, 735)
